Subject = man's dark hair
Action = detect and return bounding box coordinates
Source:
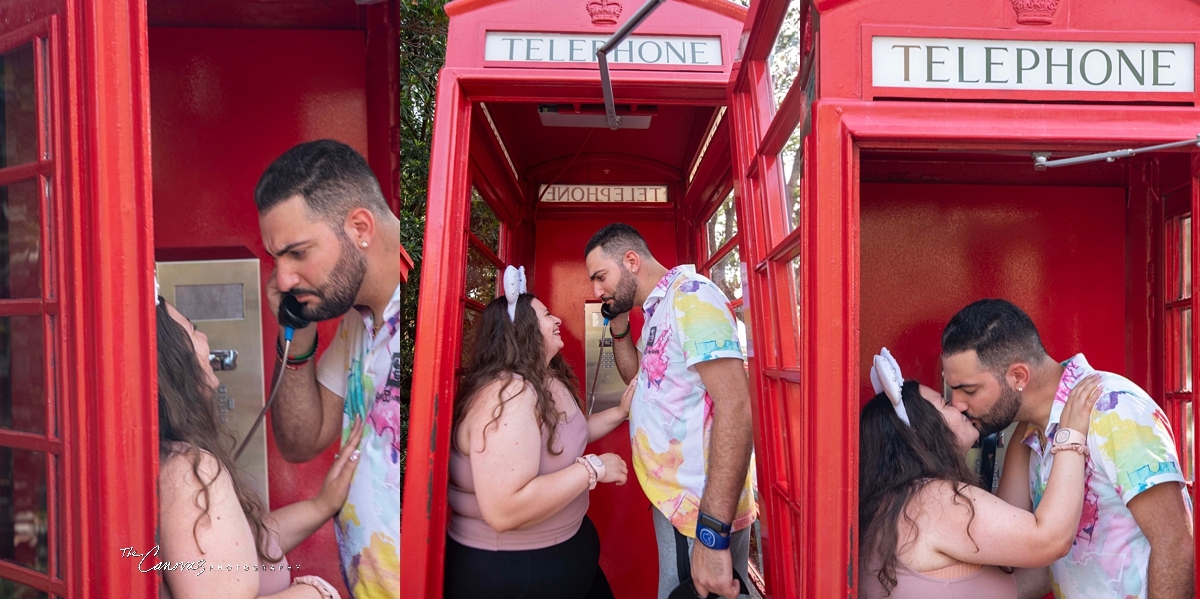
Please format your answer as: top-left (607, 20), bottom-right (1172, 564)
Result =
top-left (584, 223), bottom-right (652, 261)
top-left (941, 299), bottom-right (1048, 374)
top-left (254, 139), bottom-right (390, 227)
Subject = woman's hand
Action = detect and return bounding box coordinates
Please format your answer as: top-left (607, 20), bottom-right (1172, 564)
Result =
top-left (598, 453), bottom-right (628, 485)
top-left (1060, 374), bottom-right (1103, 434)
top-left (618, 379), bottom-right (637, 419)
top-left (314, 418), bottom-right (366, 517)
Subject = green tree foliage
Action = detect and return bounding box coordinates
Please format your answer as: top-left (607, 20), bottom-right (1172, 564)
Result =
top-left (397, 0), bottom-right (449, 493)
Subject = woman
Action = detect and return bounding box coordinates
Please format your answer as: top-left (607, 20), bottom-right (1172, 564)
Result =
top-left (859, 348), bottom-right (1101, 599)
top-left (444, 266), bottom-right (632, 599)
top-left (156, 295), bottom-right (364, 599)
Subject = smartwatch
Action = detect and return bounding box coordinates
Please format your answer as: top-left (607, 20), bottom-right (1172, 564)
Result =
top-left (696, 511), bottom-right (732, 550)
top-left (583, 454), bottom-right (606, 481)
top-left (1053, 427), bottom-right (1086, 447)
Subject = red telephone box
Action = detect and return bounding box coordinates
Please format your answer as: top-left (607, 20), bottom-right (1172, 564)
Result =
top-left (0, 0), bottom-right (411, 597)
top-left (410, 0), bottom-right (1200, 598)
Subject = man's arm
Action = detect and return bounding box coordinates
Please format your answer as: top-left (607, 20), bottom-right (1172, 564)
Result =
top-left (690, 357), bottom-right (755, 599)
top-left (609, 312), bottom-right (641, 384)
top-left (1128, 482), bottom-right (1194, 599)
top-left (269, 327), bottom-right (344, 462)
top-left (996, 425), bottom-right (1033, 511)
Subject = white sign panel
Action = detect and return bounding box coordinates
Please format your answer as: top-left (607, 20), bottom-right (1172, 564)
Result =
top-left (539, 184), bottom-right (669, 203)
top-left (486, 32), bottom-right (722, 66)
top-left (872, 37), bottom-right (1194, 92)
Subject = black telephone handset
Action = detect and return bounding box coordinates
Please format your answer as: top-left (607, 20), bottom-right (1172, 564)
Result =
top-left (600, 301), bottom-right (620, 322)
top-left (278, 293), bottom-right (312, 331)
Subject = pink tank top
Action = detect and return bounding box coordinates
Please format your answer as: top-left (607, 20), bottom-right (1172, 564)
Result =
top-left (859, 558), bottom-right (1016, 599)
top-left (447, 377), bottom-right (590, 551)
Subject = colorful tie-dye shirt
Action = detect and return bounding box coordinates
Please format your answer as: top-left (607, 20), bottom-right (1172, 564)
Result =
top-left (316, 284), bottom-right (403, 598)
top-left (1022, 354), bottom-right (1190, 599)
top-left (631, 265), bottom-right (757, 537)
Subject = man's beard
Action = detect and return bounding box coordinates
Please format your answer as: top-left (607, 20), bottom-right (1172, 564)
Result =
top-left (605, 264), bottom-right (638, 316)
top-left (973, 380), bottom-right (1022, 437)
top-left (290, 234), bottom-right (367, 322)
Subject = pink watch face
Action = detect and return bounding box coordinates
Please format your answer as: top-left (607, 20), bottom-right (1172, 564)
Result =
top-left (587, 454), bottom-right (603, 469)
top-left (1054, 429), bottom-right (1071, 444)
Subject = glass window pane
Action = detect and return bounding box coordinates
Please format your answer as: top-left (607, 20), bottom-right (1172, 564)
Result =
top-left (461, 308), bottom-right (481, 368)
top-left (0, 180), bottom-right (42, 299)
top-left (706, 192), bottom-right (737, 258)
top-left (1184, 401), bottom-right (1194, 483)
top-left (465, 246), bottom-right (498, 305)
top-left (768, 1), bottom-right (803, 110)
top-left (791, 255), bottom-right (802, 359)
top-left (711, 246), bottom-right (742, 301)
top-left (0, 579), bottom-right (47, 598)
top-left (470, 187), bottom-right (501, 255)
top-left (779, 135), bottom-right (804, 233)
top-left (1182, 216), bottom-right (1192, 301)
top-left (1185, 308), bottom-right (1193, 393)
top-left (0, 43), bottom-right (38, 168)
top-left (734, 301), bottom-right (750, 359)
top-left (0, 316), bottom-right (45, 434)
top-left (0, 449), bottom-right (47, 573)
top-left (748, 512), bottom-right (766, 594)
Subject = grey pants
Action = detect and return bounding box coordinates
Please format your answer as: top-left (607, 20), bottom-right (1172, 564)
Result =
top-left (652, 507), bottom-right (751, 599)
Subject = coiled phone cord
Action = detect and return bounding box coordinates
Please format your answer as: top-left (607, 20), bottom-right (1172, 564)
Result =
top-left (234, 330), bottom-right (293, 460)
top-left (587, 318), bottom-right (611, 415)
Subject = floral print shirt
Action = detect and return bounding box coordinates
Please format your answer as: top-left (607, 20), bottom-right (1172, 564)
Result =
top-left (1022, 354), bottom-right (1190, 599)
top-left (631, 265), bottom-right (757, 537)
top-left (316, 284), bottom-right (403, 598)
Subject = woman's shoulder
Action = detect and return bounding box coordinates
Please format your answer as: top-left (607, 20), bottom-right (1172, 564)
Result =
top-left (159, 444), bottom-right (230, 495)
top-left (909, 478), bottom-right (985, 518)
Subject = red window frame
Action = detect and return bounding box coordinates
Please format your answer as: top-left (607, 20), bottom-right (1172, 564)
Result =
top-left (0, 17), bottom-right (68, 596)
top-left (1166, 198), bottom-right (1196, 487)
top-left (461, 183), bottom-right (507, 365)
top-left (727, 0), bottom-right (815, 596)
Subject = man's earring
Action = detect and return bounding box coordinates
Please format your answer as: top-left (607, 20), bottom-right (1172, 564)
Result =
top-left (361, 241), bottom-right (368, 248)
top-left (1017, 387), bottom-right (1024, 392)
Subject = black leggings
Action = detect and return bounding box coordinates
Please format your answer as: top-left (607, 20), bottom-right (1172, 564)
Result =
top-left (444, 516), bottom-right (615, 599)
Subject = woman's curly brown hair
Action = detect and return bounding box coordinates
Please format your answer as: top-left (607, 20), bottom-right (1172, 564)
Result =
top-left (156, 301), bottom-right (281, 564)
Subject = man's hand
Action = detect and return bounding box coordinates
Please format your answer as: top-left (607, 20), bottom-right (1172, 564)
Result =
top-left (265, 267), bottom-right (284, 320)
top-left (691, 545), bottom-right (739, 599)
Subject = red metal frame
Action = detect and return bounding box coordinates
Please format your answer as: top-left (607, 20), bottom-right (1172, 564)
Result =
top-left (414, 1), bottom-right (1200, 598)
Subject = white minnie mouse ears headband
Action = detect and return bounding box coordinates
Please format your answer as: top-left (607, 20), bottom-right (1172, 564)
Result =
top-left (870, 347), bottom-right (911, 426)
top-left (502, 265), bottom-right (527, 321)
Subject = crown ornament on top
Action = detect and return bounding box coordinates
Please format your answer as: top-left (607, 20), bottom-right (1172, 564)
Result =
top-left (1009, 0), bottom-right (1060, 25)
top-left (587, 0), bottom-right (622, 26)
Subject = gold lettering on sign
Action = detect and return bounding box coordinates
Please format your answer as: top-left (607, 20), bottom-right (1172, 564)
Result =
top-left (538, 184), bottom-right (670, 203)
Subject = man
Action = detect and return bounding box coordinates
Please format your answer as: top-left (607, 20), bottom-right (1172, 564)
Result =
top-left (941, 299), bottom-right (1194, 599)
top-left (584, 223), bottom-right (756, 599)
top-left (255, 140), bottom-right (403, 598)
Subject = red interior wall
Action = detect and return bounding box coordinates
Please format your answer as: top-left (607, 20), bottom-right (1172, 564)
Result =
top-left (532, 215), bottom-right (677, 599)
top-left (149, 27), bottom-right (367, 594)
top-left (860, 182), bottom-right (1127, 403)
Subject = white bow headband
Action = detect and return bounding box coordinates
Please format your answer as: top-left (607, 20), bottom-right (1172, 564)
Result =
top-left (155, 273), bottom-right (161, 306)
top-left (870, 347), bottom-right (910, 426)
top-left (502, 265), bottom-right (527, 321)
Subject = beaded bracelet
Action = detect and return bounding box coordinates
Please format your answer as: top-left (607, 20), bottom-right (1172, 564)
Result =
top-left (276, 334), bottom-right (318, 366)
top-left (292, 575), bottom-right (338, 599)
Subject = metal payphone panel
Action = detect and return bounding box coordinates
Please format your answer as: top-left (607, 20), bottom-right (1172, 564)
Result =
top-left (157, 259), bottom-right (268, 503)
top-left (584, 303), bottom-right (628, 414)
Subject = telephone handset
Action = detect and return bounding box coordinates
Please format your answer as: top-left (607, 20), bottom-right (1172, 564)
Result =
top-left (278, 293), bottom-right (311, 332)
top-left (234, 292), bottom-right (313, 460)
top-left (600, 301), bottom-right (620, 322)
